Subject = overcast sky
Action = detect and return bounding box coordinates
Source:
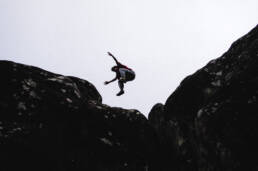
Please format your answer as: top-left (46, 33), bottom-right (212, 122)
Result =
top-left (0, 0), bottom-right (257, 116)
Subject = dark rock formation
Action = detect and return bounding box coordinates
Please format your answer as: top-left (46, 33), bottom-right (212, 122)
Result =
top-left (0, 61), bottom-right (158, 171)
top-left (1, 24), bottom-right (258, 171)
top-left (148, 103), bottom-right (164, 129)
top-left (149, 24), bottom-right (258, 170)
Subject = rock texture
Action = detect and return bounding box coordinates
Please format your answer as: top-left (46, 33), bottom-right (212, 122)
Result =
top-left (0, 61), bottom-right (158, 171)
top-left (149, 24), bottom-right (258, 170)
top-left (1, 24), bottom-right (258, 171)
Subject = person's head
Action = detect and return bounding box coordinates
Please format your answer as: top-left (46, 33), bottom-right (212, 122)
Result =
top-left (111, 66), bottom-right (118, 72)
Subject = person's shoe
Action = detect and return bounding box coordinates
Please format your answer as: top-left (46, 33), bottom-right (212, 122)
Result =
top-left (116, 90), bottom-right (124, 96)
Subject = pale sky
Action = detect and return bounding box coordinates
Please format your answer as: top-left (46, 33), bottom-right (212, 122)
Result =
top-left (0, 0), bottom-right (257, 116)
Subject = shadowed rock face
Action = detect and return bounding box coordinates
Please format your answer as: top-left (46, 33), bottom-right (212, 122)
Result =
top-left (1, 24), bottom-right (258, 171)
top-left (0, 61), bottom-right (159, 171)
top-left (149, 24), bottom-right (258, 170)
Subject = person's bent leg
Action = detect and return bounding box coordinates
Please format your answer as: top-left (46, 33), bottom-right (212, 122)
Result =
top-left (125, 70), bottom-right (135, 82)
top-left (119, 68), bottom-right (127, 82)
top-left (117, 80), bottom-right (124, 96)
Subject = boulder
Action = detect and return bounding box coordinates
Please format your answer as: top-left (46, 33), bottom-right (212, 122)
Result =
top-left (150, 24), bottom-right (258, 170)
top-left (0, 61), bottom-right (158, 171)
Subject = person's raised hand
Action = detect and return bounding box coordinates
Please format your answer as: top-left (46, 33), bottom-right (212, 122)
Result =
top-left (107, 52), bottom-right (113, 56)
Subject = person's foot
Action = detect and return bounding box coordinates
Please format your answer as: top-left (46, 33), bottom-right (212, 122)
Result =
top-left (116, 90), bottom-right (124, 96)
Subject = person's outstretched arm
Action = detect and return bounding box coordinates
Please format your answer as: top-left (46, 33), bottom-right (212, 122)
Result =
top-left (104, 77), bottom-right (118, 85)
top-left (108, 52), bottom-right (121, 66)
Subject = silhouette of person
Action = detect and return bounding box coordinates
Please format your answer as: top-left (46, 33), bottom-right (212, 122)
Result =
top-left (104, 52), bottom-right (135, 96)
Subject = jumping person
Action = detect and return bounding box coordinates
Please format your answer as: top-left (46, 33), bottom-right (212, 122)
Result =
top-left (104, 52), bottom-right (135, 96)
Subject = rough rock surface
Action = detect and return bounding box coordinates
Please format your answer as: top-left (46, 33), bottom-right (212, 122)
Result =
top-left (0, 61), bottom-right (158, 171)
top-left (149, 25), bottom-right (258, 170)
top-left (1, 24), bottom-right (258, 171)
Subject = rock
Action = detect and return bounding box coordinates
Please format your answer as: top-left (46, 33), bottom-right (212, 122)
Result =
top-left (2, 24), bottom-right (258, 171)
top-left (149, 24), bottom-right (258, 170)
top-left (0, 60), bottom-right (158, 171)
top-left (148, 103), bottom-right (165, 129)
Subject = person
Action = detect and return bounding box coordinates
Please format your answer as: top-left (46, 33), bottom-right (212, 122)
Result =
top-left (104, 52), bottom-right (135, 96)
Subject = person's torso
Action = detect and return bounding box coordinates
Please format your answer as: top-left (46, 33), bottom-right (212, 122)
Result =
top-left (116, 68), bottom-right (135, 78)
